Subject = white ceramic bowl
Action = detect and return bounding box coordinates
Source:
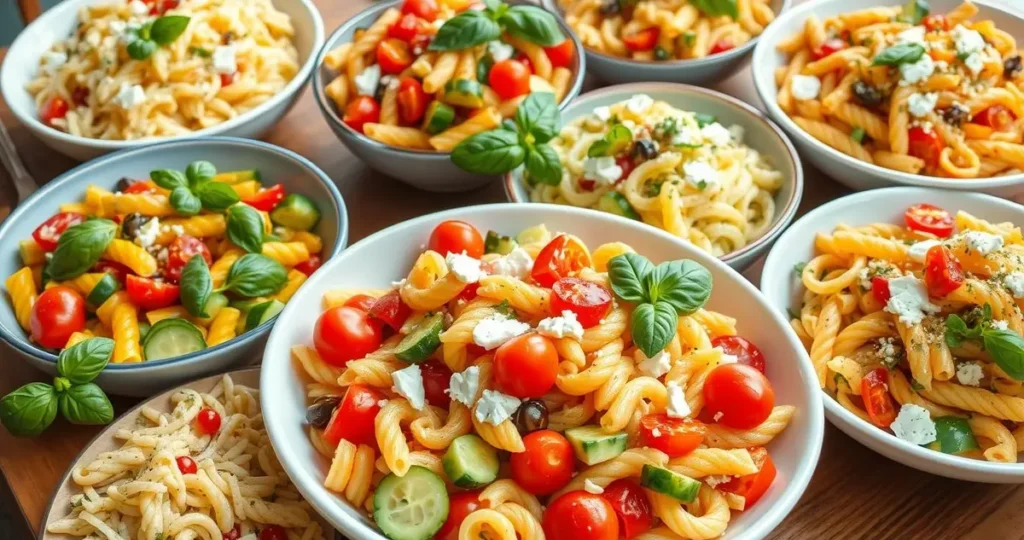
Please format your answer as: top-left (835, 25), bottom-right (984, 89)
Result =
top-left (760, 187), bottom-right (1024, 482)
top-left (261, 203), bottom-right (824, 540)
top-left (504, 82), bottom-right (804, 272)
top-left (0, 0), bottom-right (324, 161)
top-left (751, 0), bottom-right (1024, 199)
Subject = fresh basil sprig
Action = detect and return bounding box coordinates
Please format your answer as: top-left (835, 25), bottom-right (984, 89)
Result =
top-left (872, 42), bottom-right (925, 66)
top-left (608, 253), bottom-right (712, 357)
top-left (222, 254), bottom-right (287, 297)
top-left (153, 160), bottom-right (239, 215)
top-left (946, 309), bottom-right (1024, 380)
top-left (48, 219), bottom-right (117, 281)
top-left (0, 338), bottom-right (115, 437)
top-left (430, 1), bottom-right (563, 51)
top-left (226, 204), bottom-right (265, 254)
top-left (690, 0), bottom-right (738, 19)
top-left (181, 255), bottom-right (213, 317)
top-left (170, 186), bottom-right (202, 216)
top-left (127, 15), bottom-right (191, 60)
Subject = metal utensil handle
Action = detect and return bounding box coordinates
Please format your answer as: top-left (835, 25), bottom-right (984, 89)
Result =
top-left (0, 121), bottom-right (37, 202)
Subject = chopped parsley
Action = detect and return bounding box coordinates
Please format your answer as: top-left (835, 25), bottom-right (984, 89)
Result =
top-left (190, 47), bottom-right (212, 58)
top-left (793, 261), bottom-right (807, 276)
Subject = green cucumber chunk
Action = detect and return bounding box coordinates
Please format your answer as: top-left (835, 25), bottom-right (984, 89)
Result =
top-left (214, 170), bottom-right (261, 184)
top-left (373, 466), bottom-right (449, 540)
top-left (588, 124), bottom-right (633, 157)
top-left (640, 464), bottom-right (700, 503)
top-left (484, 230), bottom-right (518, 255)
top-left (423, 101), bottom-right (455, 135)
top-left (245, 300), bottom-right (285, 332)
top-left (269, 193), bottom-right (321, 231)
top-left (597, 192), bottom-right (640, 221)
top-left (196, 292), bottom-right (229, 326)
top-left (694, 113), bottom-right (717, 127)
top-left (394, 313), bottom-right (444, 363)
top-left (926, 416), bottom-right (979, 455)
top-left (86, 273), bottom-right (121, 308)
top-left (441, 79), bottom-right (484, 109)
top-left (138, 321), bottom-right (152, 343)
top-left (142, 318), bottom-right (207, 361)
top-left (231, 297), bottom-right (267, 333)
top-left (565, 425), bottom-right (628, 465)
top-left (442, 434), bottom-right (499, 488)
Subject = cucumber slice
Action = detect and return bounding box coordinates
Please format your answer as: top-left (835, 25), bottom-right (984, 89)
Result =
top-left (529, 74), bottom-right (555, 94)
top-left (138, 321), bottom-right (151, 343)
top-left (565, 426), bottom-right (628, 465)
top-left (269, 194), bottom-right (321, 231)
top-left (86, 273), bottom-right (121, 308)
top-left (394, 313), bottom-right (443, 363)
top-left (926, 416), bottom-right (979, 455)
top-left (442, 434), bottom-right (499, 488)
top-left (373, 467), bottom-right (449, 540)
top-left (142, 318), bottom-right (207, 361)
top-left (441, 79), bottom-right (484, 109)
top-left (231, 297), bottom-right (267, 333)
top-left (597, 192), bottom-right (640, 221)
top-left (423, 101), bottom-right (456, 135)
top-left (196, 293), bottom-right (229, 326)
top-left (245, 300), bottom-right (285, 332)
top-left (214, 170), bottom-right (261, 184)
top-left (484, 231), bottom-right (518, 255)
top-left (640, 464), bottom-right (701, 503)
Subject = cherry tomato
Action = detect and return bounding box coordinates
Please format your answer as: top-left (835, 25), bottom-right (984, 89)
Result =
top-left (578, 178), bottom-right (596, 191)
top-left (510, 430), bottom-right (575, 495)
top-left (258, 525), bottom-right (287, 540)
top-left (148, 0), bottom-right (178, 15)
top-left (40, 96), bottom-right (69, 126)
top-left (428, 220), bottom-right (485, 258)
top-left (456, 281), bottom-right (481, 302)
top-left (638, 414), bottom-right (707, 457)
top-left (344, 294), bottom-right (378, 312)
top-left (93, 261), bottom-right (132, 283)
top-left (871, 276), bottom-right (891, 304)
top-left (531, 234), bottom-right (592, 288)
top-left (388, 13), bottom-right (425, 42)
top-left (550, 277), bottom-right (612, 328)
top-left (29, 286), bottom-right (86, 349)
top-left (862, 367), bottom-right (897, 428)
top-left (703, 364), bottom-right (775, 430)
top-left (294, 254), bottom-right (323, 276)
top-left (314, 306), bottom-right (384, 366)
top-left (196, 407), bottom-right (222, 435)
top-left (904, 203), bottom-right (954, 237)
top-left (623, 28), bottom-right (659, 52)
top-left (71, 86), bottom-right (90, 106)
top-left (175, 455), bottom-right (197, 474)
top-left (972, 105), bottom-right (1015, 131)
top-left (615, 155), bottom-right (635, 181)
top-left (709, 39), bottom-right (734, 55)
top-left (219, 72), bottom-right (235, 87)
top-left (163, 234), bottom-right (213, 283)
top-left (710, 335), bottom-right (766, 373)
top-left (367, 289), bottom-right (412, 331)
top-left (515, 53), bottom-right (534, 74)
top-left (32, 212), bottom-right (86, 251)
top-left (122, 181), bottom-right (156, 194)
top-left (544, 39), bottom-right (575, 69)
top-left (322, 384), bottom-right (382, 446)
top-left (376, 38), bottom-right (413, 74)
top-left (924, 245), bottom-right (964, 297)
top-left (420, 360), bottom-right (453, 409)
top-left (812, 37), bottom-right (847, 60)
top-left (600, 479), bottom-right (653, 539)
top-left (401, 0), bottom-right (439, 21)
top-left (907, 126), bottom-right (944, 168)
top-left (922, 14), bottom-right (949, 31)
top-left (242, 183), bottom-right (287, 212)
top-left (489, 59), bottom-right (532, 100)
top-left (396, 77), bottom-right (428, 124)
top-left (343, 96), bottom-right (381, 134)
top-left (222, 525), bottom-right (242, 540)
top-left (436, 491), bottom-right (483, 540)
top-left (718, 447), bottom-right (776, 508)
top-left (543, 491), bottom-right (618, 540)
top-left (126, 275), bottom-right (180, 310)
top-left (494, 334), bottom-right (558, 398)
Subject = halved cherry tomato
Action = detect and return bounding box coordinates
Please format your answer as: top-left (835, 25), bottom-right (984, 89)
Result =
top-left (623, 28), bottom-right (659, 52)
top-left (710, 335), bottom-right (766, 373)
top-left (242, 183), bottom-right (286, 212)
top-left (703, 364), bottom-right (775, 430)
top-left (314, 306), bottom-right (384, 366)
top-left (972, 105), bottom-right (1015, 131)
top-left (531, 234), bottom-right (592, 288)
top-left (489, 59), bottom-right (532, 100)
top-left (322, 384), bottom-right (382, 446)
top-left (709, 39), bottom-right (734, 55)
top-left (343, 96), bottom-right (381, 134)
top-left (40, 96), bottom-right (69, 126)
top-left (401, 0), bottom-right (438, 21)
top-left (601, 479), bottom-right (653, 539)
top-left (396, 77), bottom-right (428, 124)
top-left (196, 407), bottom-right (221, 435)
top-left (122, 181), bottom-right (156, 194)
top-left (126, 276), bottom-right (180, 310)
top-left (163, 234), bottom-right (213, 283)
top-left (456, 282), bottom-right (481, 302)
top-left (294, 254), bottom-right (323, 276)
top-left (922, 14), bottom-right (949, 31)
top-left (907, 126), bottom-right (944, 168)
top-left (638, 414), bottom-right (707, 457)
top-left (871, 276), bottom-right (892, 304)
top-left (812, 37), bottom-right (847, 60)
top-left (367, 289), bottom-right (412, 331)
top-left (93, 261), bottom-right (132, 283)
top-left (718, 447), bottom-right (776, 507)
top-left (258, 526), bottom-right (287, 540)
top-left (543, 491), bottom-right (618, 540)
top-left (544, 39), bottom-right (575, 69)
top-left (550, 277), bottom-right (612, 328)
top-left (615, 155), bottom-right (635, 181)
top-left (32, 212), bottom-right (86, 251)
top-left (219, 72), bottom-right (235, 87)
top-left (420, 360), bottom-right (453, 408)
top-left (904, 203), bottom-right (954, 237)
top-left (30, 286), bottom-right (86, 348)
top-left (494, 334), bottom-right (558, 398)
top-left (376, 38), bottom-right (413, 74)
top-left (343, 294), bottom-right (378, 312)
top-left (862, 367), bottom-right (897, 428)
top-left (510, 430), bottom-right (575, 495)
top-left (924, 245), bottom-right (964, 297)
top-left (428, 220), bottom-right (485, 258)
top-left (436, 491), bottom-right (483, 540)
top-left (388, 13), bottom-right (425, 42)
top-left (71, 86), bottom-right (90, 106)
top-left (175, 455), bottom-right (197, 474)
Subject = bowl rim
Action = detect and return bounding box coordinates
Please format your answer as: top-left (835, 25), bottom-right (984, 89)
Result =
top-left (310, 0), bottom-right (587, 159)
top-left (262, 202), bottom-right (826, 540)
top-left (502, 81), bottom-right (805, 266)
top-left (750, 0), bottom-right (1024, 189)
top-left (0, 0), bottom-right (325, 151)
top-left (760, 186), bottom-right (1024, 478)
top-left (0, 136), bottom-right (348, 371)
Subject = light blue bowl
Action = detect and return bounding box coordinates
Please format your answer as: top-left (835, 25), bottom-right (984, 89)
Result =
top-left (0, 137), bottom-right (348, 396)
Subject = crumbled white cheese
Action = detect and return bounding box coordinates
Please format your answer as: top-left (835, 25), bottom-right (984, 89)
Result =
top-left (583, 156), bottom-right (623, 185)
top-left (665, 381), bottom-right (691, 418)
top-left (953, 25), bottom-right (986, 57)
top-left (474, 389), bottom-right (521, 425)
top-left (683, 160), bottom-right (718, 190)
top-left (447, 366), bottom-right (481, 407)
top-left (955, 362), bottom-right (984, 386)
top-left (134, 217), bottom-right (161, 249)
top-left (963, 52), bottom-right (984, 75)
top-left (625, 94), bottom-right (654, 115)
top-left (727, 124), bottom-right (745, 142)
top-left (488, 248), bottom-right (533, 280)
top-left (638, 350), bottom-right (672, 379)
top-left (899, 54), bottom-right (935, 84)
top-left (488, 40), bottom-right (514, 62)
top-left (42, 51), bottom-right (67, 75)
top-left (593, 106), bottom-right (611, 122)
top-left (155, 247), bottom-right (169, 263)
top-left (109, 20), bottom-right (127, 39)
top-left (790, 74), bottom-right (821, 101)
top-left (537, 310), bottom-right (585, 341)
top-left (1004, 272), bottom-right (1024, 297)
top-left (908, 92), bottom-right (938, 118)
top-left (991, 320), bottom-right (1009, 331)
top-left (392, 364), bottom-right (426, 410)
top-left (670, 126), bottom-right (702, 147)
top-left (704, 475), bottom-right (730, 488)
top-left (472, 314), bottom-right (530, 350)
top-left (354, 64), bottom-right (381, 96)
top-left (128, 0), bottom-right (149, 16)
top-left (890, 404), bottom-right (937, 445)
top-left (584, 479), bottom-right (604, 494)
top-left (963, 231), bottom-right (1004, 255)
top-left (446, 252), bottom-right (486, 283)
top-left (113, 82), bottom-right (146, 109)
top-left (897, 26), bottom-right (926, 45)
top-left (884, 276), bottom-right (940, 325)
top-left (701, 123), bottom-right (732, 146)
top-left (212, 45), bottom-right (237, 74)
top-left (908, 239), bottom-right (941, 263)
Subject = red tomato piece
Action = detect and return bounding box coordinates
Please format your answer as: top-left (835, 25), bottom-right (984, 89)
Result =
top-left (710, 335), bottom-right (766, 373)
top-left (922, 14), bottom-right (949, 31)
top-left (623, 28), bottom-right (659, 52)
top-left (30, 286), bottom-right (86, 349)
top-left (93, 261), bottom-right (132, 283)
top-left (924, 245), bottom-right (964, 297)
top-left (718, 447), bottom-right (776, 508)
top-left (543, 39), bottom-right (575, 69)
top-left (163, 234), bottom-right (213, 283)
top-left (258, 525), bottom-right (287, 540)
top-left (40, 96), bottom-right (69, 126)
top-left (376, 38), bottom-right (413, 74)
top-left (436, 491), bottom-right (483, 540)
top-left (550, 277), bottom-right (612, 328)
top-left (242, 183), bottom-right (286, 212)
top-left (322, 384), bottom-right (382, 446)
top-left (600, 479), bottom-right (653, 539)
top-left (510, 430), bottom-right (575, 495)
top-left (32, 212), bottom-right (86, 251)
top-left (71, 86), bottom-right (90, 106)
top-left (222, 525), bottom-right (242, 540)
top-left (615, 155), bottom-right (635, 182)
top-left (543, 491), bottom-right (618, 540)
top-left (871, 276), bottom-right (892, 304)
top-left (343, 294), bottom-right (378, 312)
top-left (396, 77), bottom-right (428, 125)
top-left (314, 306), bottom-right (385, 366)
top-left (294, 254), bottom-right (323, 276)
top-left (862, 367), bottom-right (897, 428)
top-left (702, 364), bottom-right (775, 430)
top-left (638, 414), bottom-right (707, 457)
top-left (401, 0), bottom-right (439, 21)
top-left (489, 59), bottom-right (532, 100)
top-left (219, 72), bottom-right (235, 87)
top-left (343, 96), bottom-right (381, 134)
top-left (126, 276), bottom-right (180, 311)
top-left (122, 181), bottom-right (156, 194)
top-left (367, 289), bottom-right (412, 332)
top-left (578, 178), bottom-right (596, 191)
top-left (494, 334), bottom-right (558, 398)
top-left (904, 203), bottom-right (954, 237)
top-left (972, 105), bottom-right (1015, 131)
top-left (388, 13), bottom-right (425, 42)
top-left (428, 220), bottom-right (485, 258)
top-left (196, 407), bottom-right (221, 435)
top-left (709, 39), bottom-right (734, 55)
top-left (907, 126), bottom-right (944, 168)
top-left (531, 234), bottom-right (592, 288)
top-left (456, 281), bottom-right (481, 302)
top-left (420, 360), bottom-right (453, 408)
top-left (812, 37), bottom-right (847, 60)
top-left (175, 455), bottom-right (197, 474)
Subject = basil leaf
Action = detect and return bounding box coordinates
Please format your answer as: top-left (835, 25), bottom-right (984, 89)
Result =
top-left (196, 181), bottom-right (240, 210)
top-left (170, 186), bottom-right (201, 216)
top-left (58, 383), bottom-right (114, 426)
top-left (515, 92), bottom-right (558, 143)
top-left (151, 169), bottom-right (188, 190)
top-left (0, 383), bottom-right (58, 437)
top-left (225, 254), bottom-right (287, 297)
top-left (227, 204), bottom-right (265, 253)
top-left (127, 39), bottom-right (157, 60)
top-left (524, 144), bottom-right (562, 186)
top-left (180, 255), bottom-right (213, 317)
top-left (608, 252), bottom-right (653, 303)
top-left (150, 15), bottom-right (190, 45)
top-left (645, 259), bottom-right (713, 315)
top-left (482, 0), bottom-right (502, 11)
top-left (872, 43), bottom-right (925, 66)
top-left (631, 302), bottom-right (679, 358)
top-left (429, 11), bottom-right (502, 51)
top-left (690, 0), bottom-right (738, 19)
top-left (48, 219), bottom-right (117, 281)
top-left (57, 337), bottom-right (114, 384)
top-left (499, 5), bottom-right (564, 47)
top-left (451, 129), bottom-right (527, 175)
top-left (983, 329), bottom-right (1024, 380)
top-left (944, 314), bottom-right (969, 347)
top-left (694, 113), bottom-right (717, 127)
top-left (185, 160), bottom-right (216, 189)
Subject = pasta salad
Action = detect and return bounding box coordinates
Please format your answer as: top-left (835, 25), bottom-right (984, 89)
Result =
top-left (531, 94), bottom-right (783, 257)
top-left (294, 220), bottom-right (794, 540)
top-left (773, 0), bottom-right (1024, 178)
top-left (4, 162), bottom-right (325, 363)
top-left (791, 202), bottom-right (1024, 461)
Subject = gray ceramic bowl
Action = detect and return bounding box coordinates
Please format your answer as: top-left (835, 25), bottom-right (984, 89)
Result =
top-left (541, 0), bottom-right (789, 85)
top-left (504, 82), bottom-right (803, 271)
top-left (0, 137), bottom-right (348, 397)
top-left (312, 0), bottom-right (586, 193)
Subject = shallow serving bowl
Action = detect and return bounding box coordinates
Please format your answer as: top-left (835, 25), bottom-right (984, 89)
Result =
top-left (505, 82), bottom-right (804, 271)
top-left (0, 137), bottom-right (348, 397)
top-left (312, 0), bottom-right (585, 193)
top-left (760, 187), bottom-right (1024, 482)
top-left (0, 0), bottom-right (324, 161)
top-left (751, 0), bottom-right (1024, 198)
top-left (261, 203), bottom-right (824, 540)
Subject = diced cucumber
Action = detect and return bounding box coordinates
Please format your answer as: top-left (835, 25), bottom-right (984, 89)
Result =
top-left (195, 293), bottom-right (229, 326)
top-left (529, 75), bottom-right (555, 94)
top-left (423, 101), bottom-right (456, 135)
top-left (214, 170), bottom-right (261, 184)
top-left (394, 313), bottom-right (443, 363)
top-left (926, 416), bottom-right (979, 455)
top-left (588, 124), bottom-right (633, 157)
top-left (597, 192), bottom-right (640, 221)
top-left (442, 79), bottom-right (484, 109)
top-left (373, 467), bottom-right (449, 540)
top-left (142, 318), bottom-right (207, 361)
top-left (86, 273), bottom-right (121, 308)
top-left (231, 297), bottom-right (268, 333)
top-left (245, 300), bottom-right (285, 332)
top-left (565, 425), bottom-right (628, 465)
top-left (484, 231), bottom-right (518, 255)
top-left (270, 194), bottom-right (321, 231)
top-left (138, 321), bottom-right (151, 342)
top-left (640, 464), bottom-right (701, 503)
top-left (442, 434), bottom-right (499, 488)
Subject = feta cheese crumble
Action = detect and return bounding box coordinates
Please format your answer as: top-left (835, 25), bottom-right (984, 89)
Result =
top-left (963, 52), bottom-right (984, 75)
top-left (700, 123), bottom-right (732, 146)
top-left (593, 106), bottom-right (612, 121)
top-left (890, 404), bottom-right (937, 445)
top-left (134, 217), bottom-right (161, 249)
top-left (354, 64), bottom-right (381, 96)
top-left (665, 381), bottom-right (691, 418)
top-left (42, 51), bottom-right (68, 75)
top-left (625, 94), bottom-right (654, 115)
top-left (129, 0), bottom-right (149, 16)
top-left (583, 156), bottom-right (623, 185)
top-left (907, 92), bottom-right (938, 118)
top-left (1004, 272), bottom-right (1024, 297)
top-left (952, 25), bottom-right (986, 57)
top-left (884, 276), bottom-right (940, 325)
top-left (212, 45), bottom-right (237, 74)
top-left (727, 124), bottom-right (745, 142)
top-left (474, 390), bottom-right (521, 425)
top-left (392, 364), bottom-right (426, 410)
top-left (670, 127), bottom-right (702, 147)
top-left (899, 54), bottom-right (935, 85)
top-left (446, 252), bottom-right (486, 283)
top-left (683, 160), bottom-right (718, 190)
top-left (584, 479), bottom-right (605, 494)
top-left (447, 366), bottom-right (481, 407)
top-left (472, 314), bottom-right (530, 350)
top-left (991, 320), bottom-right (1009, 331)
top-left (488, 248), bottom-right (534, 280)
top-left (113, 82), bottom-right (146, 109)
top-left (897, 26), bottom-right (926, 45)
top-left (955, 362), bottom-right (984, 386)
top-left (488, 40), bottom-right (514, 62)
top-left (790, 74), bottom-right (821, 101)
top-left (537, 310), bottom-right (585, 341)
top-left (963, 231), bottom-right (1004, 255)
top-left (638, 350), bottom-right (672, 379)
top-left (908, 239), bottom-right (941, 263)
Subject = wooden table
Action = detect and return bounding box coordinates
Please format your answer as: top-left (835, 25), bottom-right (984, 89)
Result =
top-left (1, 0), bottom-right (1022, 538)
